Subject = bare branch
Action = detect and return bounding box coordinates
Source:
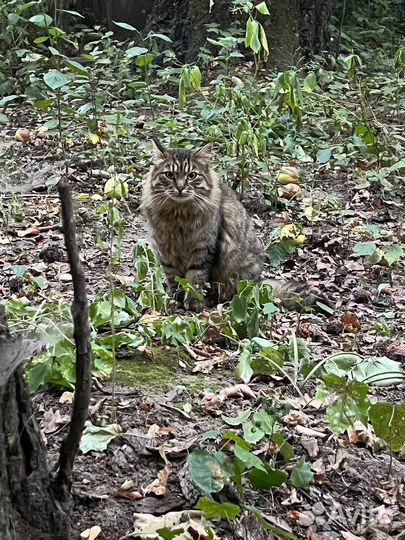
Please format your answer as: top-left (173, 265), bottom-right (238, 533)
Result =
top-left (55, 177), bottom-right (92, 500)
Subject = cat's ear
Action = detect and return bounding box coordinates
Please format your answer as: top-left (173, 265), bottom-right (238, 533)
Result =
top-left (194, 143), bottom-right (213, 164)
top-left (151, 137), bottom-right (170, 160)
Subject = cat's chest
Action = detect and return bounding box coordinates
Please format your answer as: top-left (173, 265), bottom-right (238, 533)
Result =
top-left (150, 213), bottom-right (205, 258)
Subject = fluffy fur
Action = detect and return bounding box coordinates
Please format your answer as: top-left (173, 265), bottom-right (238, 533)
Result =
top-left (141, 140), bottom-right (330, 312)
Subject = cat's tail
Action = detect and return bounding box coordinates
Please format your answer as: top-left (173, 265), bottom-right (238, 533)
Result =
top-left (262, 279), bottom-right (333, 314)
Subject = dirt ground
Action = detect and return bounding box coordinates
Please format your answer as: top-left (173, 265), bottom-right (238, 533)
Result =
top-left (1, 124), bottom-right (405, 540)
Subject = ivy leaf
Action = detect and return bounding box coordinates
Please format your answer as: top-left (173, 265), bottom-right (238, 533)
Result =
top-left (80, 422), bottom-right (122, 453)
top-left (250, 465), bottom-right (288, 489)
top-left (290, 458), bottom-right (313, 488)
top-left (231, 295), bottom-right (247, 323)
top-left (369, 402), bottom-right (405, 452)
top-left (187, 450), bottom-right (234, 493)
top-left (43, 69), bottom-right (70, 90)
top-left (195, 497), bottom-right (240, 520)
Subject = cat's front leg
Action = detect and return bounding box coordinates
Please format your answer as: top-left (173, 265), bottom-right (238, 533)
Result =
top-left (184, 268), bottom-right (210, 311)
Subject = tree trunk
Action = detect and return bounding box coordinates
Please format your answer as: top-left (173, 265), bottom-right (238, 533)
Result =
top-left (0, 313), bottom-right (70, 540)
top-left (147, 0), bottom-right (337, 68)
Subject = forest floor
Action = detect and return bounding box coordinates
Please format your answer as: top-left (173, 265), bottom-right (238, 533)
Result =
top-left (1, 114), bottom-right (405, 540)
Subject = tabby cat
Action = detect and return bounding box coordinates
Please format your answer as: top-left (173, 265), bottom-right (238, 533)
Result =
top-left (141, 139), bottom-right (330, 312)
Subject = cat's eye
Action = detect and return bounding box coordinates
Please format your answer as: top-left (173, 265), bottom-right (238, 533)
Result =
top-left (187, 172), bottom-right (197, 180)
top-left (164, 171), bottom-right (175, 180)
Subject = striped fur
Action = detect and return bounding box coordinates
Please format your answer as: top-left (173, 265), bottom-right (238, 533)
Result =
top-left (141, 140), bottom-right (330, 312)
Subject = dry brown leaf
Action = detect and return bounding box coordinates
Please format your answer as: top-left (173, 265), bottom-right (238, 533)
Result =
top-left (281, 488), bottom-right (302, 506)
top-left (187, 518), bottom-right (211, 539)
top-left (301, 437), bottom-right (320, 458)
top-left (17, 226), bottom-right (42, 238)
top-left (220, 384), bottom-right (256, 400)
top-left (115, 274), bottom-right (134, 286)
top-left (143, 464), bottom-right (172, 497)
top-left (287, 511), bottom-right (314, 526)
top-left (59, 391), bottom-right (74, 404)
top-left (282, 410), bottom-right (310, 427)
top-left (41, 408), bottom-right (70, 434)
top-left (294, 425), bottom-right (327, 438)
top-left (80, 525), bottom-right (101, 540)
top-left (341, 311), bottom-right (361, 332)
top-left (347, 421), bottom-right (375, 447)
top-left (341, 532), bottom-right (365, 540)
top-left (311, 457), bottom-right (326, 474)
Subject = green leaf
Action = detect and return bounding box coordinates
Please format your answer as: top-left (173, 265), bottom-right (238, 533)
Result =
top-left (243, 421), bottom-right (265, 444)
top-left (136, 53), bottom-right (154, 68)
top-left (316, 148), bottom-right (331, 164)
top-left (223, 430), bottom-right (251, 450)
top-left (250, 465), bottom-right (288, 489)
top-left (235, 345), bottom-right (253, 383)
top-left (29, 14), bottom-right (52, 27)
top-left (195, 497), bottom-right (240, 520)
top-left (58, 9), bottom-right (84, 18)
top-left (383, 244), bottom-right (403, 266)
top-left (187, 450), bottom-right (234, 493)
top-left (147, 32), bottom-right (173, 42)
top-left (34, 35), bottom-right (49, 44)
top-left (222, 409), bottom-right (252, 426)
top-left (43, 69), bottom-right (70, 90)
top-left (0, 95), bottom-right (20, 106)
top-left (65, 59), bottom-right (89, 77)
top-left (233, 446), bottom-right (266, 471)
top-left (27, 359), bottom-right (52, 392)
top-left (156, 528), bottom-right (184, 540)
top-left (319, 375), bottom-right (371, 434)
top-left (245, 18), bottom-right (261, 54)
top-left (113, 21), bottom-right (137, 31)
top-left (272, 432), bottom-right (295, 460)
top-left (0, 113), bottom-right (9, 124)
top-left (190, 65), bottom-right (202, 91)
top-left (259, 24), bottom-right (269, 60)
top-left (303, 72), bottom-right (317, 91)
top-left (126, 46), bottom-right (149, 57)
top-left (353, 242), bottom-right (377, 256)
top-left (231, 295), bottom-right (247, 323)
top-left (253, 408), bottom-right (275, 435)
top-left (255, 1), bottom-right (270, 15)
top-left (369, 402), bottom-right (405, 452)
top-left (80, 422), bottom-right (122, 453)
top-left (290, 458), bottom-right (313, 488)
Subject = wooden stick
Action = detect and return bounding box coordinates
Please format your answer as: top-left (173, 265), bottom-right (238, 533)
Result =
top-left (55, 177), bottom-right (92, 500)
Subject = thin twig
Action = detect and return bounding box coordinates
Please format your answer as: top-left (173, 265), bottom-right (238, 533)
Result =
top-left (55, 177), bottom-right (92, 500)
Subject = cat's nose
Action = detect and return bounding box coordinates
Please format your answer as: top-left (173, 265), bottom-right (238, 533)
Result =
top-left (176, 185), bottom-right (185, 195)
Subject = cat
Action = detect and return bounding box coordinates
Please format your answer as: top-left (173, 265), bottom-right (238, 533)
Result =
top-left (141, 138), bottom-right (331, 312)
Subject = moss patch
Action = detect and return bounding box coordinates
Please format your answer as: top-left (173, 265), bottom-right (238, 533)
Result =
top-left (115, 346), bottom-right (223, 394)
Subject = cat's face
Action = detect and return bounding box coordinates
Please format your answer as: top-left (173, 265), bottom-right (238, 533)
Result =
top-left (148, 140), bottom-right (213, 205)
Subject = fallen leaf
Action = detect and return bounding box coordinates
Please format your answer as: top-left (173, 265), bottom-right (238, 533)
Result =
top-left (143, 463), bottom-right (172, 497)
top-left (341, 311), bottom-right (361, 333)
top-left (40, 408), bottom-right (70, 434)
top-left (17, 226), bottom-right (42, 238)
top-left (341, 532), bottom-right (365, 540)
top-left (80, 525), bottom-right (101, 540)
top-left (287, 510), bottom-right (314, 526)
top-left (220, 384), bottom-right (256, 400)
top-left (59, 391), bottom-right (74, 404)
